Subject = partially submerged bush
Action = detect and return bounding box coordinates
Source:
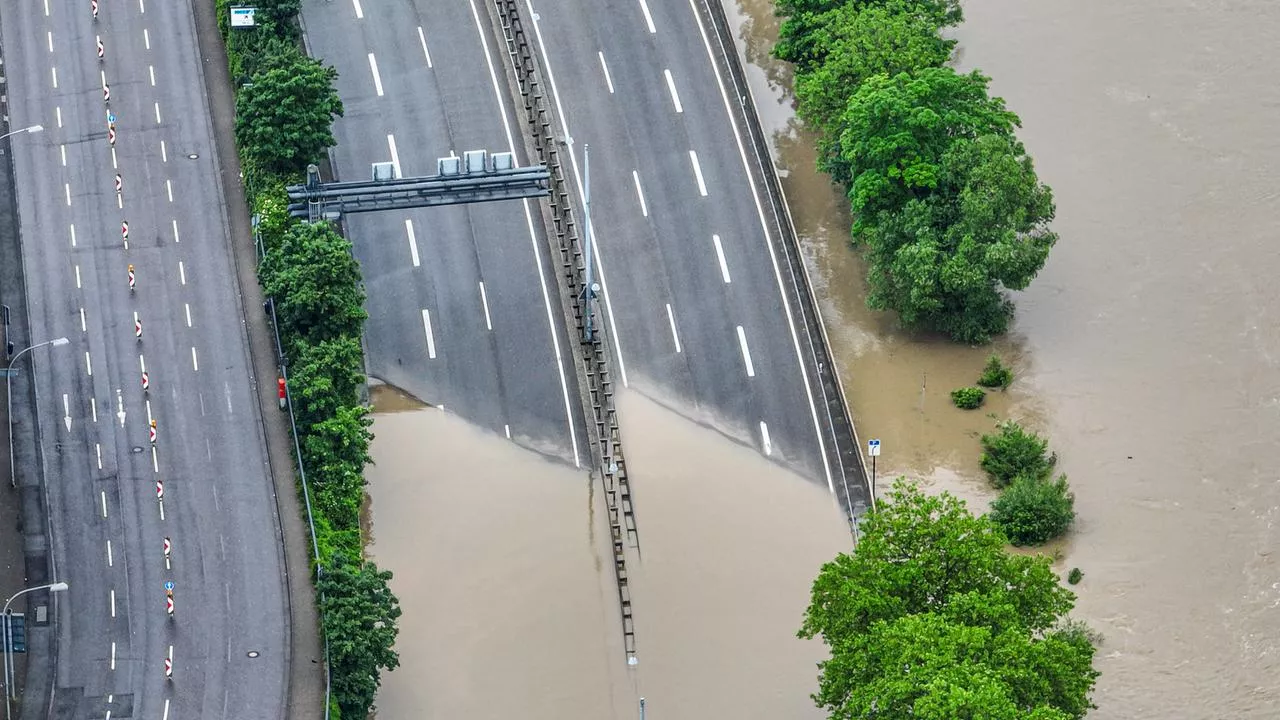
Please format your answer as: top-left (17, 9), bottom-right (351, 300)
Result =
top-left (990, 474), bottom-right (1075, 545)
top-left (978, 353), bottom-right (1014, 389)
top-left (950, 386), bottom-right (986, 409)
top-left (980, 420), bottom-right (1056, 488)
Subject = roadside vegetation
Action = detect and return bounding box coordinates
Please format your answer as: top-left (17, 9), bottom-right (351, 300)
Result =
top-left (802, 481), bottom-right (1098, 719)
top-left (775, 0), bottom-right (1058, 343)
top-left (213, 1), bottom-right (400, 717)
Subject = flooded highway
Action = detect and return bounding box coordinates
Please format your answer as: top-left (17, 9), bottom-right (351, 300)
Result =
top-left (362, 1), bottom-right (1280, 717)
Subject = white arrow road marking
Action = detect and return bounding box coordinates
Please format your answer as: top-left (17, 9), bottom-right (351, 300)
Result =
top-left (63, 394), bottom-right (71, 431)
top-left (116, 389), bottom-right (125, 427)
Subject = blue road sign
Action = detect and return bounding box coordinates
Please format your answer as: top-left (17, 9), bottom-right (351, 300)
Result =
top-left (868, 439), bottom-right (881, 457)
top-left (164, 581), bottom-right (174, 592)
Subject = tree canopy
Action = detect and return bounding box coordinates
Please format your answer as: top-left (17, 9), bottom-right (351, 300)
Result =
top-left (236, 44), bottom-right (344, 174)
top-left (775, 0), bottom-right (1057, 342)
top-left (861, 133), bottom-right (1057, 341)
top-left (795, 4), bottom-right (955, 135)
top-left (320, 555), bottom-right (402, 720)
top-left (800, 481), bottom-right (1097, 719)
top-left (261, 221), bottom-right (367, 345)
top-left (829, 67), bottom-right (1020, 212)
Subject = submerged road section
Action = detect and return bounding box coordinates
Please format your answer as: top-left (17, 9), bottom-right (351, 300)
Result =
top-left (0, 0), bottom-right (289, 717)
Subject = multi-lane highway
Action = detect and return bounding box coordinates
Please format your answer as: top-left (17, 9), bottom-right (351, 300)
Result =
top-left (301, 0), bottom-right (588, 466)
top-left (302, 0), bottom-right (842, 489)
top-left (2, 0), bottom-right (288, 716)
top-left (506, 0), bottom-right (839, 485)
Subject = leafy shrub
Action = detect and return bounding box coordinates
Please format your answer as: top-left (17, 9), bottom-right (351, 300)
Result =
top-left (980, 420), bottom-right (1056, 488)
top-left (950, 386), bottom-right (985, 409)
top-left (990, 475), bottom-right (1075, 545)
top-left (978, 353), bottom-right (1014, 389)
top-left (1068, 567), bottom-right (1084, 585)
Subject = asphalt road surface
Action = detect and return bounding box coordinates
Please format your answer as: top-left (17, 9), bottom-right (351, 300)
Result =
top-left (301, 0), bottom-right (587, 466)
top-left (1, 0), bottom-right (288, 717)
top-left (507, 0), bottom-right (836, 485)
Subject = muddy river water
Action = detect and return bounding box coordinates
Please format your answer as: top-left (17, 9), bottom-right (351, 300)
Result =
top-left (367, 1), bottom-right (1280, 718)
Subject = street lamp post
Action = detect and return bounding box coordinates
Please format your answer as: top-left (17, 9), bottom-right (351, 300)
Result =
top-left (7, 338), bottom-right (69, 488)
top-left (2, 581), bottom-right (67, 720)
top-left (0, 125), bottom-right (43, 143)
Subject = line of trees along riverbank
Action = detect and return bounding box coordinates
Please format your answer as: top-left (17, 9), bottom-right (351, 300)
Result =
top-left (776, 2), bottom-right (1098, 717)
top-left (213, 1), bottom-right (400, 717)
top-left (775, 0), bottom-right (1057, 344)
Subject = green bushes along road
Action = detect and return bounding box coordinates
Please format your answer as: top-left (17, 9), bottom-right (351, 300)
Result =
top-left (213, 1), bottom-right (400, 717)
top-left (775, 0), bottom-right (1058, 343)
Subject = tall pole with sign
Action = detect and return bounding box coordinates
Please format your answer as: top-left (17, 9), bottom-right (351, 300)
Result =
top-left (867, 439), bottom-right (881, 501)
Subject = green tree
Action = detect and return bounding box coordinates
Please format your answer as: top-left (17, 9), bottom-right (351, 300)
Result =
top-left (261, 221), bottom-right (367, 344)
top-left (287, 336), bottom-right (367, 431)
top-left (319, 555), bottom-right (402, 720)
top-left (800, 481), bottom-right (1097, 719)
top-left (828, 67), bottom-right (1019, 215)
top-left (990, 475), bottom-right (1076, 545)
top-left (236, 44), bottom-right (343, 174)
top-left (980, 419), bottom-right (1056, 488)
top-left (795, 4), bottom-right (956, 136)
top-left (301, 404), bottom-right (373, 529)
top-left (776, 0), bottom-right (962, 72)
top-left (861, 134), bottom-right (1057, 342)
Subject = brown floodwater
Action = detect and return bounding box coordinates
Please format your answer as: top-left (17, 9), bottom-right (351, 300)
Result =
top-left (724, 0), bottom-right (1280, 717)
top-left (366, 386), bottom-right (851, 719)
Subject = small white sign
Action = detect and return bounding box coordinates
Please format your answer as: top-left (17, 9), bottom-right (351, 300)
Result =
top-left (229, 7), bottom-right (256, 27)
top-left (868, 439), bottom-right (881, 457)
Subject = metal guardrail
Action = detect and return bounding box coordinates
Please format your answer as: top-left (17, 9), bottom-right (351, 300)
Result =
top-left (492, 0), bottom-right (640, 664)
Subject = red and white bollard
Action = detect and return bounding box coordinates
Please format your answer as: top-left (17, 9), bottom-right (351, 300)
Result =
top-left (121, 220), bottom-right (129, 241)
top-left (135, 314), bottom-right (143, 341)
top-left (128, 264), bottom-right (135, 291)
top-left (103, 84), bottom-right (110, 103)
top-left (165, 593), bottom-right (174, 617)
top-left (141, 371), bottom-right (150, 392)
top-left (96, 36), bottom-right (104, 60)
top-left (278, 377), bottom-right (286, 410)
top-left (156, 479), bottom-right (164, 500)
top-left (149, 419), bottom-right (157, 444)
top-left (91, 0), bottom-right (98, 19)
top-left (164, 656), bottom-right (172, 680)
top-left (107, 126), bottom-right (116, 146)
top-left (163, 536), bottom-right (171, 569)
top-left (114, 173), bottom-right (122, 194)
